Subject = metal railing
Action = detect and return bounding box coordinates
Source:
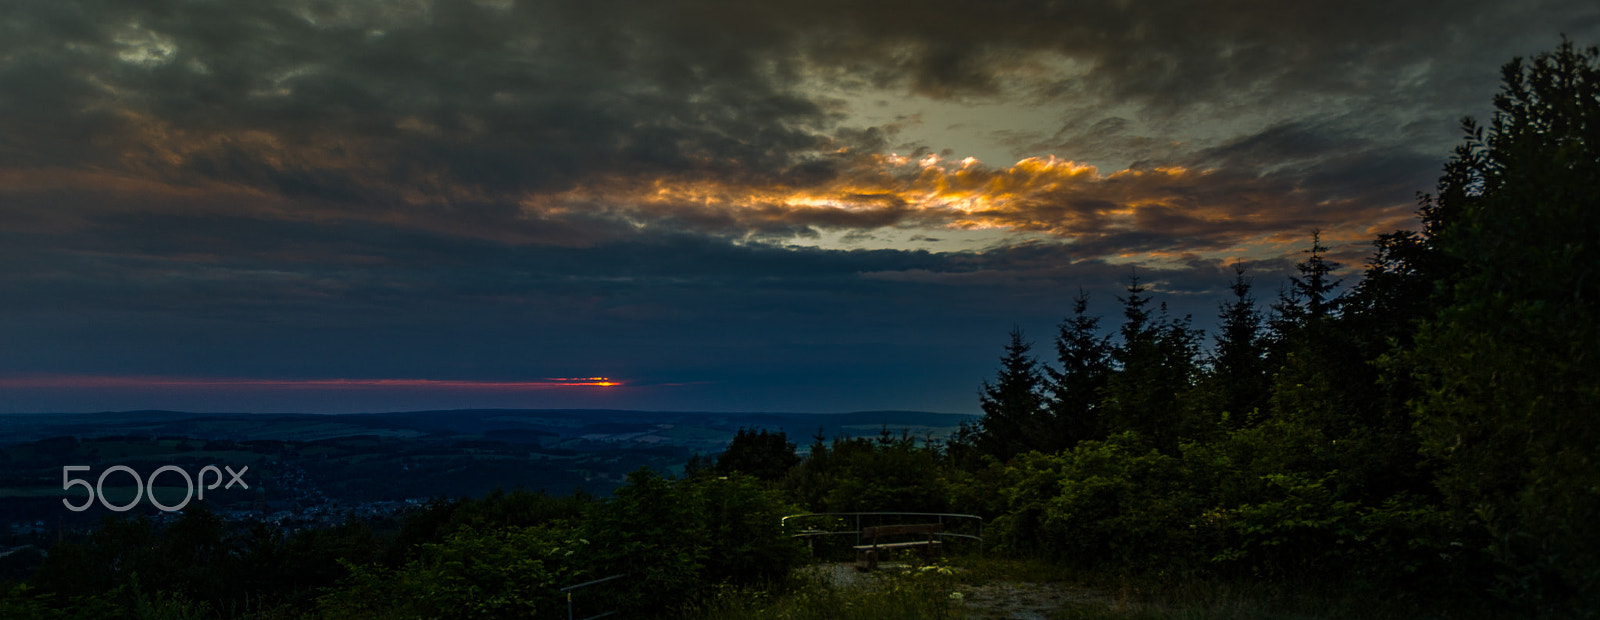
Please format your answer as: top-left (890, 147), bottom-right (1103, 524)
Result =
top-left (781, 512), bottom-right (984, 554)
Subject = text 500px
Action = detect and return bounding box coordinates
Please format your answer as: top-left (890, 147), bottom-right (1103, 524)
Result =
top-left (62, 464), bottom-right (249, 512)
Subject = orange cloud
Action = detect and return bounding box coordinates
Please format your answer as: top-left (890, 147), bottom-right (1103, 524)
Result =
top-left (4, 118), bottom-right (1411, 266)
top-left (521, 152), bottom-right (1409, 260)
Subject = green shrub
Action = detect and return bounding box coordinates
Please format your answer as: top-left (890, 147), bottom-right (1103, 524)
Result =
top-left (686, 474), bottom-right (808, 586)
top-left (994, 433), bottom-right (1210, 571)
top-left (786, 436), bottom-right (951, 513)
top-left (318, 524), bottom-right (589, 620)
top-left (586, 470), bottom-right (806, 614)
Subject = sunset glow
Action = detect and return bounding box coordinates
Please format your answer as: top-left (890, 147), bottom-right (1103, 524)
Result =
top-left (0, 376), bottom-right (624, 391)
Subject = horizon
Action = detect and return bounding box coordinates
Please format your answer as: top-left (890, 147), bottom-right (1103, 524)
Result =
top-left (0, 406), bottom-right (978, 416)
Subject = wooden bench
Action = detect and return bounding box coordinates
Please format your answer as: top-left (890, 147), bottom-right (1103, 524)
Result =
top-left (853, 523), bottom-right (943, 571)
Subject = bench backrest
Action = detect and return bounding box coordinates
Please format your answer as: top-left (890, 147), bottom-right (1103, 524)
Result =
top-left (861, 523), bottom-right (943, 540)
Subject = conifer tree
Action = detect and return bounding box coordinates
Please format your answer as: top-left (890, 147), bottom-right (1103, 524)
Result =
top-left (1205, 264), bottom-right (1268, 426)
top-left (1103, 273), bottom-right (1200, 453)
top-left (1265, 233), bottom-right (1375, 446)
top-left (1044, 290), bottom-right (1112, 449)
top-left (1271, 230), bottom-right (1344, 339)
top-left (976, 327), bottom-right (1047, 462)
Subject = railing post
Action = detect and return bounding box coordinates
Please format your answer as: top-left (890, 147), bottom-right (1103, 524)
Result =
top-left (561, 573), bottom-right (628, 620)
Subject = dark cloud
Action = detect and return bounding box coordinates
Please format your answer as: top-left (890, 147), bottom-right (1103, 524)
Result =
top-left (1, 0), bottom-right (844, 208)
top-left (6, 0), bottom-right (1594, 205)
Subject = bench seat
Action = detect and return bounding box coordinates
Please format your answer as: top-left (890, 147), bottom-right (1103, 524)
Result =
top-left (853, 523), bottom-right (943, 571)
top-left (852, 540), bottom-right (942, 552)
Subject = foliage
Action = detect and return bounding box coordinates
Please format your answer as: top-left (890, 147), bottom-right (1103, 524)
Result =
top-left (786, 434), bottom-right (951, 514)
top-left (316, 471), bottom-right (804, 619)
top-left (988, 420), bottom-right (1467, 590)
top-left (974, 327), bottom-right (1050, 462)
top-left (24, 504), bottom-right (285, 612)
top-left (585, 469), bottom-right (806, 615)
top-left (1102, 276), bottom-right (1201, 454)
top-left (0, 578), bottom-right (220, 620)
top-left (11, 469), bottom-right (803, 619)
top-left (682, 473), bottom-right (808, 587)
top-left (318, 524), bottom-right (588, 620)
top-left (1405, 38), bottom-right (1600, 611)
top-left (954, 207), bottom-right (1483, 593)
top-left (941, 455), bottom-right (1011, 520)
top-left (1270, 230), bottom-right (1344, 332)
top-left (1046, 290), bottom-right (1115, 449)
top-left (715, 428), bottom-right (802, 482)
top-left (1197, 264), bottom-right (1269, 429)
top-left (993, 434), bottom-right (1207, 571)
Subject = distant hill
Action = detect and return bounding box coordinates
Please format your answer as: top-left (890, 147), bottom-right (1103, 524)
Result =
top-left (0, 409), bottom-right (977, 527)
top-left (0, 408), bottom-right (977, 449)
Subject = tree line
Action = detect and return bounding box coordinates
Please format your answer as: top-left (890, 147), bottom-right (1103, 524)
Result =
top-left (961, 37), bottom-right (1598, 614)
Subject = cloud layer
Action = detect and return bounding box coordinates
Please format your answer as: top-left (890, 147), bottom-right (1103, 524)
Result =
top-left (3, 0), bottom-right (1597, 412)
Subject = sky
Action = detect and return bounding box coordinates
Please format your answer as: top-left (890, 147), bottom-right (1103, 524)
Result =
top-left (2, 0), bottom-right (1597, 414)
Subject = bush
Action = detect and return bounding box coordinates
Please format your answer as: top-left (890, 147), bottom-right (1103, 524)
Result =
top-left (994, 433), bottom-right (1210, 571)
top-left (786, 436), bottom-right (950, 513)
top-left (586, 470), bottom-right (806, 614)
top-left (318, 524), bottom-right (590, 620)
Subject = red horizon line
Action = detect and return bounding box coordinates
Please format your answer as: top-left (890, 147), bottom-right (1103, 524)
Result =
top-left (0, 375), bottom-right (624, 389)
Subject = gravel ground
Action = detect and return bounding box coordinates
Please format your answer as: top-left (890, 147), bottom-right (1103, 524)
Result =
top-left (799, 562), bottom-right (1107, 620)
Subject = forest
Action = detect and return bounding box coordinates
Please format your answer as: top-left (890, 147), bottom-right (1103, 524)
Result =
top-left (2, 39), bottom-right (1596, 620)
